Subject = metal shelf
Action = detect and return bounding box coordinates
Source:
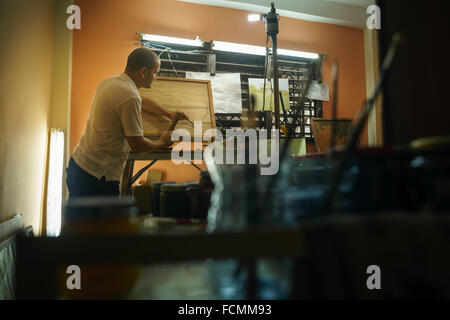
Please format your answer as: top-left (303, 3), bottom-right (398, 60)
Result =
top-left (139, 37), bottom-right (323, 138)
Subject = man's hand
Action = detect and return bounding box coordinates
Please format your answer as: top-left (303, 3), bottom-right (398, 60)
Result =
top-left (170, 111), bottom-right (190, 121)
top-left (160, 130), bottom-right (173, 146)
top-left (126, 134), bottom-right (172, 153)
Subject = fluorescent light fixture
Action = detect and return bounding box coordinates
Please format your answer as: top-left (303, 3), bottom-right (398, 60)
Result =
top-left (248, 14), bottom-right (261, 22)
top-left (213, 41), bottom-right (267, 56)
top-left (140, 33), bottom-right (319, 59)
top-left (278, 49), bottom-right (319, 59)
top-left (140, 33), bottom-right (204, 47)
top-left (46, 128), bottom-right (64, 237)
top-left (213, 40), bottom-right (319, 59)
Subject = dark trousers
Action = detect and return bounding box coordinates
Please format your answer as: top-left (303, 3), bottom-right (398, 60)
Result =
top-left (66, 157), bottom-right (120, 199)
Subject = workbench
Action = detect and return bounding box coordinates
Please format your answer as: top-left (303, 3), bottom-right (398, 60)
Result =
top-left (121, 147), bottom-right (204, 196)
top-left (120, 138), bottom-right (294, 196)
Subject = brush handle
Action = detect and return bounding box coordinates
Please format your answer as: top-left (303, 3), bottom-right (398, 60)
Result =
top-left (168, 113), bottom-right (182, 131)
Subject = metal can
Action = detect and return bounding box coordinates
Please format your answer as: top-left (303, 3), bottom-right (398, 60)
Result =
top-left (150, 181), bottom-right (176, 216)
top-left (185, 182), bottom-right (201, 219)
top-left (199, 171), bottom-right (213, 220)
top-left (160, 184), bottom-right (190, 219)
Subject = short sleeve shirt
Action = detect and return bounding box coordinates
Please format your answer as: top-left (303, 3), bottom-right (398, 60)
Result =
top-left (72, 73), bottom-right (143, 181)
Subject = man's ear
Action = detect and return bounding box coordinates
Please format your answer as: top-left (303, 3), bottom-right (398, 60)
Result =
top-left (139, 66), bottom-right (147, 78)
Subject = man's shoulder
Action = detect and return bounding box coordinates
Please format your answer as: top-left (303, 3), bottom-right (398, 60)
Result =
top-left (100, 74), bottom-right (128, 88)
top-left (99, 74), bottom-right (140, 100)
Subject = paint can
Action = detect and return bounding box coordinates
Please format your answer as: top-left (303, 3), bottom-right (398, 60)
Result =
top-left (151, 181), bottom-right (176, 216)
top-left (199, 170), bottom-right (213, 220)
top-left (160, 184), bottom-right (190, 219)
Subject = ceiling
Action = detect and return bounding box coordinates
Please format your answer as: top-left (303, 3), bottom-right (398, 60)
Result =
top-left (177, 0), bottom-right (375, 28)
top-left (324, 0), bottom-right (373, 7)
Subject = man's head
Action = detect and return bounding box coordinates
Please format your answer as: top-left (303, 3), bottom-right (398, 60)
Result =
top-left (125, 47), bottom-right (160, 89)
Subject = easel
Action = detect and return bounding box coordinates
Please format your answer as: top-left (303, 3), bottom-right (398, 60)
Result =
top-left (122, 75), bottom-right (216, 195)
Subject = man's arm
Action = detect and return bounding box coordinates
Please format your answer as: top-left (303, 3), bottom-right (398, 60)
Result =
top-left (126, 131), bottom-right (172, 153)
top-left (141, 96), bottom-right (190, 121)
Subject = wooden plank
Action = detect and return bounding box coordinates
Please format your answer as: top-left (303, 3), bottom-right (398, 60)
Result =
top-left (140, 77), bottom-right (215, 138)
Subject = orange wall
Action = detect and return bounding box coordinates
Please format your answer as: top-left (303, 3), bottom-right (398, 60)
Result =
top-left (71, 0), bottom-right (367, 181)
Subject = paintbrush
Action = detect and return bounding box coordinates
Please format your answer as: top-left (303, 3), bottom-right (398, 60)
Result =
top-left (168, 113), bottom-right (182, 131)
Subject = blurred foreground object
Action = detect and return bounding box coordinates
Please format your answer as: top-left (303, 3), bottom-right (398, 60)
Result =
top-left (60, 197), bottom-right (140, 299)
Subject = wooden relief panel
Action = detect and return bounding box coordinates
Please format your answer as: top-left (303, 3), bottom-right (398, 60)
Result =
top-left (140, 77), bottom-right (216, 138)
top-left (311, 118), bottom-right (354, 153)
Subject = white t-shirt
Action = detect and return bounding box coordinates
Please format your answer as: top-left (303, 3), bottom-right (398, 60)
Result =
top-left (72, 73), bottom-right (144, 181)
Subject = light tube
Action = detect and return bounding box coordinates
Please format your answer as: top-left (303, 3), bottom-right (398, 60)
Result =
top-left (140, 33), bottom-right (319, 59)
top-left (140, 33), bottom-right (204, 47)
top-left (213, 40), bottom-right (319, 59)
top-left (248, 14), bottom-right (261, 22)
top-left (213, 41), bottom-right (267, 56)
top-left (277, 48), bottom-right (319, 59)
top-left (46, 128), bottom-right (64, 237)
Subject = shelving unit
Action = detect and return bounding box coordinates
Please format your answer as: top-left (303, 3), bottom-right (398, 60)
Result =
top-left (15, 212), bottom-right (450, 299)
top-left (138, 34), bottom-right (324, 140)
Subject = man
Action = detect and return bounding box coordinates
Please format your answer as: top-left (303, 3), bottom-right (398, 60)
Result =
top-left (66, 47), bottom-right (188, 199)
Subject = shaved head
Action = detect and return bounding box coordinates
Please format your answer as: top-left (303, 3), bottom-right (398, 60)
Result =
top-left (125, 47), bottom-right (159, 73)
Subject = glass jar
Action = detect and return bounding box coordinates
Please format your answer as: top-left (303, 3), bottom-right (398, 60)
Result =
top-left (340, 147), bottom-right (413, 214)
top-left (410, 150), bottom-right (450, 212)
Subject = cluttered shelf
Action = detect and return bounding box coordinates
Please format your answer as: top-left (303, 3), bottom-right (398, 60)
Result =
top-left (129, 211), bottom-right (450, 300)
top-left (15, 212), bottom-right (450, 299)
top-left (15, 216), bottom-right (303, 300)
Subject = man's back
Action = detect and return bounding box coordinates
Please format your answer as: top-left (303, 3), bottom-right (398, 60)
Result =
top-left (72, 73), bottom-right (144, 181)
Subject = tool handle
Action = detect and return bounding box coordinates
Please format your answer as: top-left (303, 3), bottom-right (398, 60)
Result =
top-left (168, 113), bottom-right (182, 131)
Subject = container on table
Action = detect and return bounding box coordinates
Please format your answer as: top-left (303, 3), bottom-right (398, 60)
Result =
top-left (160, 184), bottom-right (190, 219)
top-left (60, 197), bottom-right (140, 299)
top-left (151, 181), bottom-right (176, 216)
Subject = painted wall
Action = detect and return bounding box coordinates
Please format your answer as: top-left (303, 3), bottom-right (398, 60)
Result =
top-left (71, 0), bottom-right (367, 181)
top-left (0, 0), bottom-right (55, 234)
top-left (44, 0), bottom-right (73, 233)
